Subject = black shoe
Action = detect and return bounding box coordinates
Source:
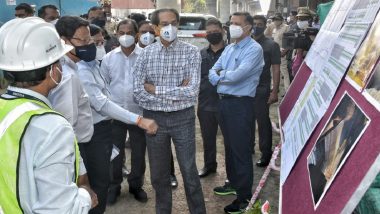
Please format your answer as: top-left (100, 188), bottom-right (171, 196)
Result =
top-left (107, 189), bottom-right (121, 205)
top-left (170, 175), bottom-right (178, 188)
top-left (224, 199), bottom-right (249, 214)
top-left (214, 183), bottom-right (236, 196)
top-left (198, 167), bottom-right (217, 178)
top-left (256, 159), bottom-right (270, 167)
top-left (129, 188), bottom-right (148, 203)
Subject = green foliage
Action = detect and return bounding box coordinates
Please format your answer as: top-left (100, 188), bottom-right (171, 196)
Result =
top-left (183, 0), bottom-right (207, 13)
top-left (244, 200), bottom-right (270, 214)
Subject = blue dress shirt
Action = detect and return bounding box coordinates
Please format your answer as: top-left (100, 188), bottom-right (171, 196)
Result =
top-left (208, 36), bottom-right (264, 97)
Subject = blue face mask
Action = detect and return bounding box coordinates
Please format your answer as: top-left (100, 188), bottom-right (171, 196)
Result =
top-left (74, 43), bottom-right (97, 62)
top-left (253, 26), bottom-right (265, 36)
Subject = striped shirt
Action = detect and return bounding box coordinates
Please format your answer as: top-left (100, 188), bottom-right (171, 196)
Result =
top-left (133, 39), bottom-right (201, 112)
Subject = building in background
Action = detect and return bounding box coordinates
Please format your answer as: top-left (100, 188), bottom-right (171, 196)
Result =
top-left (111, 0), bottom-right (155, 18)
top-left (0, 0), bottom-right (97, 23)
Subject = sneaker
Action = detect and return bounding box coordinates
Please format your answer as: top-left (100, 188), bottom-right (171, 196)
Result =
top-left (214, 183), bottom-right (236, 196)
top-left (224, 199), bottom-right (249, 214)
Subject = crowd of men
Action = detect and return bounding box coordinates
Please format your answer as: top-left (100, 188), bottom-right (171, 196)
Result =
top-left (0, 2), bottom-right (318, 214)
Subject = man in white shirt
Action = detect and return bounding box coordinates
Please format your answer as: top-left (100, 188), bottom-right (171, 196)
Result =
top-left (57, 15), bottom-right (157, 214)
top-left (0, 17), bottom-right (97, 214)
top-left (101, 19), bottom-right (148, 204)
top-left (51, 15), bottom-right (97, 199)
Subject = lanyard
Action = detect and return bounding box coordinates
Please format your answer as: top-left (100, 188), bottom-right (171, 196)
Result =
top-left (6, 89), bottom-right (49, 107)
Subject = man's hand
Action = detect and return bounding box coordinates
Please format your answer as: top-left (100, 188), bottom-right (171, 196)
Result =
top-left (179, 78), bottom-right (190, 87)
top-left (267, 91), bottom-right (278, 105)
top-left (144, 83), bottom-right (156, 94)
top-left (281, 48), bottom-right (288, 57)
top-left (79, 184), bottom-right (98, 209)
top-left (138, 118), bottom-right (158, 135)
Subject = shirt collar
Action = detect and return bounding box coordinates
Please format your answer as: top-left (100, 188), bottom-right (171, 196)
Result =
top-left (62, 55), bottom-right (78, 71)
top-left (157, 38), bottom-right (179, 51)
top-left (255, 35), bottom-right (266, 43)
top-left (234, 36), bottom-right (251, 48)
top-left (115, 45), bottom-right (142, 57)
top-left (80, 59), bottom-right (98, 67)
top-left (7, 86), bottom-right (52, 108)
top-left (207, 45), bottom-right (225, 55)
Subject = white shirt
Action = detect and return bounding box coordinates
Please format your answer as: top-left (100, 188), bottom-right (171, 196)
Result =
top-left (272, 23), bottom-right (289, 49)
top-left (48, 55), bottom-right (94, 143)
top-left (2, 87), bottom-right (92, 213)
top-left (76, 60), bottom-right (140, 125)
top-left (101, 46), bottom-right (143, 115)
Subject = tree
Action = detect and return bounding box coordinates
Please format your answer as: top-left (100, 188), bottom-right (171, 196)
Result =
top-left (183, 0), bottom-right (207, 13)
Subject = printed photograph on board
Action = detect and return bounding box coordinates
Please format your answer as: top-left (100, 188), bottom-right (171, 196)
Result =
top-left (363, 61), bottom-right (380, 111)
top-left (307, 93), bottom-right (370, 208)
top-left (347, 13), bottom-right (380, 90)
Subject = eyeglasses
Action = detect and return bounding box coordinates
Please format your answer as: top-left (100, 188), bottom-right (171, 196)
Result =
top-left (118, 31), bottom-right (135, 36)
top-left (71, 37), bottom-right (94, 45)
top-left (159, 21), bottom-right (178, 27)
top-left (141, 31), bottom-right (156, 35)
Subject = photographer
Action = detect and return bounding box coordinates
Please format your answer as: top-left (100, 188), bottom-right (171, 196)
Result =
top-left (283, 7), bottom-right (318, 78)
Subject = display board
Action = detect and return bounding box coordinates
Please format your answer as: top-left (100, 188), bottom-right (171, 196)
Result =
top-left (279, 0), bottom-right (380, 213)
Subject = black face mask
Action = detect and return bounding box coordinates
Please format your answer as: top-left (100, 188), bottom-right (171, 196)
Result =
top-left (206, 32), bottom-right (223, 45)
top-left (253, 27), bottom-right (265, 36)
top-left (74, 43), bottom-right (97, 62)
top-left (91, 18), bottom-right (106, 28)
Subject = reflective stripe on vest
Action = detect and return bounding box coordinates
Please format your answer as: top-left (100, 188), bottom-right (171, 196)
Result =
top-left (0, 97), bottom-right (79, 214)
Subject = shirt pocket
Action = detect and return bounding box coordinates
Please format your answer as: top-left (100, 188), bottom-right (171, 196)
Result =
top-left (174, 60), bottom-right (189, 86)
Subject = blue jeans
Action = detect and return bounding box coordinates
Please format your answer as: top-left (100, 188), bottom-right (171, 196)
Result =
top-left (144, 107), bottom-right (206, 214)
top-left (218, 96), bottom-right (255, 202)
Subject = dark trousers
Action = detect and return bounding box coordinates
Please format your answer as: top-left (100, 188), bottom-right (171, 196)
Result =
top-left (218, 97), bottom-right (254, 202)
top-left (251, 89), bottom-right (273, 161)
top-left (197, 109), bottom-right (219, 169)
top-left (79, 120), bottom-right (113, 214)
top-left (109, 120), bottom-right (146, 193)
top-left (170, 151), bottom-right (175, 176)
top-left (144, 107), bottom-right (206, 214)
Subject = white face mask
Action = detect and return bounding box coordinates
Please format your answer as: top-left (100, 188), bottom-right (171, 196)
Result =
top-left (286, 17), bottom-right (291, 23)
top-left (160, 24), bottom-right (177, 42)
top-left (297, 20), bottom-right (309, 29)
top-left (50, 65), bottom-right (62, 85)
top-left (140, 32), bottom-right (155, 46)
top-left (118, 34), bottom-right (135, 48)
top-left (229, 24), bottom-right (245, 39)
top-left (49, 19), bottom-right (58, 25)
top-left (96, 45), bottom-right (106, 61)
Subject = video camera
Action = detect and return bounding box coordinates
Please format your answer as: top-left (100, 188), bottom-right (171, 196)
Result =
top-left (282, 27), bottom-right (319, 51)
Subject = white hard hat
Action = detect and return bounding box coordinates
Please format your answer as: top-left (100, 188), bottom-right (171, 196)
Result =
top-left (0, 17), bottom-right (73, 72)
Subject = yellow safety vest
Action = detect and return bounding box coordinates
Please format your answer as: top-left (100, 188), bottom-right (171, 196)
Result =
top-left (0, 97), bottom-right (79, 214)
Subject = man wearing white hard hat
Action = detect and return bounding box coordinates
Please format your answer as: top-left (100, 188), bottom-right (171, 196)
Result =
top-left (0, 17), bottom-right (97, 213)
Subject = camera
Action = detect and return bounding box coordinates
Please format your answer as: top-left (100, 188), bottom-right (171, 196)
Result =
top-left (282, 27), bottom-right (319, 51)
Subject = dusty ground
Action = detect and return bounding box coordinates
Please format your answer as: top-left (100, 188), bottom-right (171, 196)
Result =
top-left (106, 102), bottom-right (281, 214)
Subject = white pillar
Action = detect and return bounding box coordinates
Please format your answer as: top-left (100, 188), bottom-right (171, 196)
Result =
top-left (156, 0), bottom-right (181, 11)
top-left (220, 0), bottom-right (231, 23)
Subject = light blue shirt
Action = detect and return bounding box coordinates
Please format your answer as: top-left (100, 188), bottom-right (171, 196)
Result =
top-left (208, 36), bottom-right (264, 97)
top-left (76, 60), bottom-right (139, 125)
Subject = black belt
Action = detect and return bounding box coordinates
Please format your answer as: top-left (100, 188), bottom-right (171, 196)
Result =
top-left (218, 93), bottom-right (247, 99)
